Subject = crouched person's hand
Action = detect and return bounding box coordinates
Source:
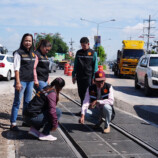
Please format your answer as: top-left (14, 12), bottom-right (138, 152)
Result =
top-left (89, 100), bottom-right (97, 109)
top-left (79, 115), bottom-right (85, 124)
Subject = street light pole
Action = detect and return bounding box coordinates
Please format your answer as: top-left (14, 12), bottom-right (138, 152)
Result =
top-left (80, 18), bottom-right (115, 57)
top-left (97, 23), bottom-right (99, 36)
top-left (80, 18), bottom-right (115, 36)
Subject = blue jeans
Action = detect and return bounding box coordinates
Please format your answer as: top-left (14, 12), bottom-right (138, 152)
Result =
top-left (85, 104), bottom-right (112, 128)
top-left (10, 81), bottom-right (34, 124)
top-left (24, 108), bottom-right (62, 135)
top-left (35, 80), bottom-right (48, 93)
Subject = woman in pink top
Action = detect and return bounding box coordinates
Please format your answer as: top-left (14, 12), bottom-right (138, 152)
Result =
top-left (34, 39), bottom-right (52, 92)
top-left (24, 77), bottom-right (65, 141)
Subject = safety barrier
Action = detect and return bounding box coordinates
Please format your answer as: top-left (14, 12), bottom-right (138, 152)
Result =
top-left (67, 66), bottom-right (73, 76)
top-left (98, 65), bottom-right (103, 71)
top-left (64, 63), bottom-right (69, 75)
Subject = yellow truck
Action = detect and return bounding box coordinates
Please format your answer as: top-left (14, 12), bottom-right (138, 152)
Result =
top-left (113, 40), bottom-right (145, 77)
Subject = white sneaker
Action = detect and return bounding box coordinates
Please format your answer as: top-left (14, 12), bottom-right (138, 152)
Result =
top-left (39, 133), bottom-right (57, 141)
top-left (28, 127), bottom-right (40, 138)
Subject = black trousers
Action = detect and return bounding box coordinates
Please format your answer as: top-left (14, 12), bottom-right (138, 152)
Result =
top-left (77, 77), bottom-right (92, 106)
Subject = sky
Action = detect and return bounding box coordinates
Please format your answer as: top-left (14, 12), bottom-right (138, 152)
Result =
top-left (0, 0), bottom-right (158, 60)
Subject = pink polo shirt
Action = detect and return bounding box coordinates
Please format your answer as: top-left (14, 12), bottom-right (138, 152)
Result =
top-left (81, 85), bottom-right (114, 115)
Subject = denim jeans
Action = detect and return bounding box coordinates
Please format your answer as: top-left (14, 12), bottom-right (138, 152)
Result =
top-left (85, 104), bottom-right (112, 128)
top-left (10, 81), bottom-right (34, 124)
top-left (24, 108), bottom-right (62, 135)
top-left (35, 80), bottom-right (48, 93)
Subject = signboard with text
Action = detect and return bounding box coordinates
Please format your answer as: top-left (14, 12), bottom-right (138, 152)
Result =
top-left (55, 53), bottom-right (65, 61)
top-left (94, 36), bottom-right (101, 48)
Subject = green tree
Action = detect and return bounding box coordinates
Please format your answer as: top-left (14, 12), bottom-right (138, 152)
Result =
top-left (35, 33), bottom-right (69, 57)
top-left (65, 53), bottom-right (74, 63)
top-left (150, 50), bottom-right (157, 54)
top-left (96, 46), bottom-right (106, 65)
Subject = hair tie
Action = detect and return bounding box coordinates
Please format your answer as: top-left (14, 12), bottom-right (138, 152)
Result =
top-left (57, 77), bottom-right (62, 81)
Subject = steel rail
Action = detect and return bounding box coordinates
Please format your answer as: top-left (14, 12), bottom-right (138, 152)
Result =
top-left (110, 123), bottom-right (158, 156)
top-left (59, 92), bottom-right (88, 157)
top-left (60, 92), bottom-right (158, 157)
top-left (58, 126), bottom-right (84, 158)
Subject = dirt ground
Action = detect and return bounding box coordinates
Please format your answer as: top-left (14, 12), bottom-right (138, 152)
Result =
top-left (0, 93), bottom-right (14, 158)
top-left (0, 88), bottom-right (78, 158)
top-left (0, 88), bottom-right (78, 123)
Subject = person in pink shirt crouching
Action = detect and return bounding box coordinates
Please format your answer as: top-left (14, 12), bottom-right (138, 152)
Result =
top-left (79, 71), bottom-right (115, 133)
top-left (23, 77), bottom-right (65, 141)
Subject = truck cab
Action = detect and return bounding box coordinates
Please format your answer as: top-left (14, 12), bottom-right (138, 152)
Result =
top-left (114, 40), bottom-right (145, 77)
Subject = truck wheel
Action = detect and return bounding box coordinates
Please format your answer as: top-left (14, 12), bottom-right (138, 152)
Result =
top-left (114, 71), bottom-right (117, 76)
top-left (144, 77), bottom-right (151, 96)
top-left (135, 74), bottom-right (140, 89)
top-left (117, 69), bottom-right (122, 78)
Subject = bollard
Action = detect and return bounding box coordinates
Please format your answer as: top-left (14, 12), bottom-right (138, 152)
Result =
top-left (64, 63), bottom-right (69, 75)
top-left (67, 66), bottom-right (73, 76)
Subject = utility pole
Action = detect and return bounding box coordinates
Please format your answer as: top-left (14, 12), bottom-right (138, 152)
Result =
top-left (147, 15), bottom-right (151, 52)
top-left (69, 38), bottom-right (75, 53)
top-left (143, 15), bottom-right (156, 52)
top-left (129, 36), bottom-right (132, 40)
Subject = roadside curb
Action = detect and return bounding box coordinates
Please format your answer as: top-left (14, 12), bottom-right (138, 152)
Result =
top-left (114, 97), bottom-right (138, 116)
top-left (114, 96), bottom-right (158, 125)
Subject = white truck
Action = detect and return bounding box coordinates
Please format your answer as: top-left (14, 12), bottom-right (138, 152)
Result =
top-left (135, 54), bottom-right (158, 96)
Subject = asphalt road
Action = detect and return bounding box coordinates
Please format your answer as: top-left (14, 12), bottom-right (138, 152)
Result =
top-left (105, 69), bottom-right (158, 108)
top-left (1, 69), bottom-right (157, 105)
top-left (106, 68), bottom-right (158, 125)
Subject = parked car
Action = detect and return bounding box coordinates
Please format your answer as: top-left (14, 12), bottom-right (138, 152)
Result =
top-left (48, 58), bottom-right (57, 73)
top-left (0, 54), bottom-right (15, 81)
top-left (58, 60), bottom-right (69, 70)
top-left (135, 54), bottom-right (158, 96)
top-left (108, 62), bottom-right (114, 69)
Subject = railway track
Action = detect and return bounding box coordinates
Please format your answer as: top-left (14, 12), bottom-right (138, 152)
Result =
top-left (59, 92), bottom-right (158, 158)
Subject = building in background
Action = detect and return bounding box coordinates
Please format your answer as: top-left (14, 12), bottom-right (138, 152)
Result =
top-left (54, 53), bottom-right (65, 61)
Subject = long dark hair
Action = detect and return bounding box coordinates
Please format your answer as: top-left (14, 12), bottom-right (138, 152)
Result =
top-left (36, 39), bottom-right (52, 52)
top-left (50, 77), bottom-right (65, 103)
top-left (51, 77), bottom-right (65, 89)
top-left (20, 33), bottom-right (34, 51)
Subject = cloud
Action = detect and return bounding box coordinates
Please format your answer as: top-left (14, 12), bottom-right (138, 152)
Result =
top-left (1, 0), bottom-right (158, 27)
top-left (122, 21), bottom-right (156, 39)
top-left (123, 23), bottom-right (144, 35)
top-left (2, 33), bottom-right (21, 52)
top-left (5, 27), bottom-right (14, 32)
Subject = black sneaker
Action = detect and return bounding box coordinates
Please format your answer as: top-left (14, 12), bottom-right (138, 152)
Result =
top-left (75, 111), bottom-right (81, 116)
top-left (93, 119), bottom-right (104, 130)
top-left (22, 122), bottom-right (30, 127)
top-left (10, 125), bottom-right (19, 131)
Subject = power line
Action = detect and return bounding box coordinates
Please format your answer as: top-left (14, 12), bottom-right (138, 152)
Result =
top-left (152, 10), bottom-right (158, 18)
top-left (99, 26), bottom-right (143, 30)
